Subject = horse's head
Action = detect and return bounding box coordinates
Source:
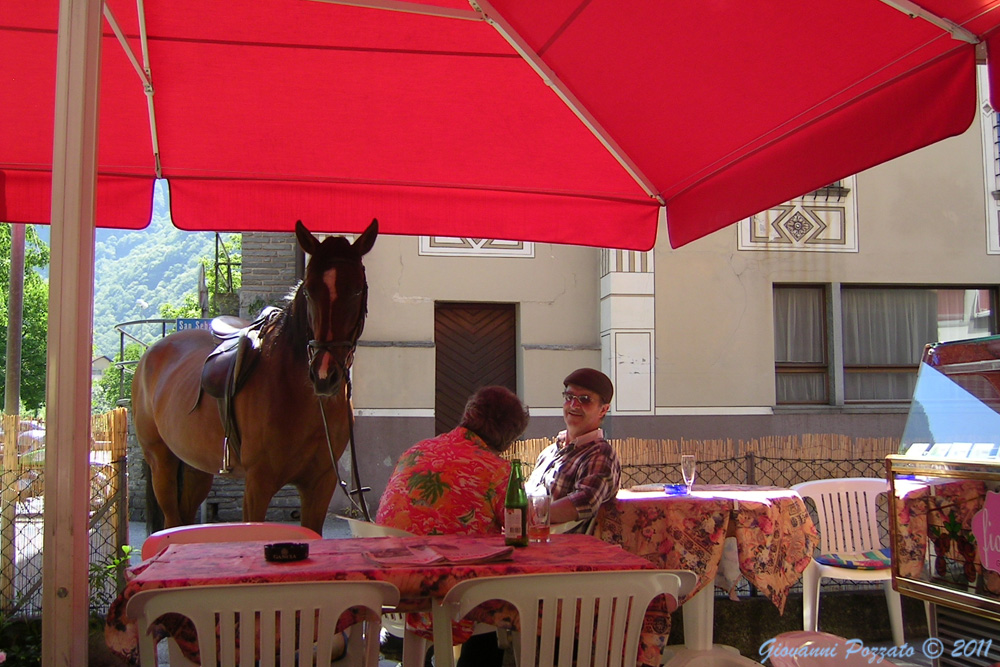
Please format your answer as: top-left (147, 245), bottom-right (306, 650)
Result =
top-left (295, 219), bottom-right (378, 396)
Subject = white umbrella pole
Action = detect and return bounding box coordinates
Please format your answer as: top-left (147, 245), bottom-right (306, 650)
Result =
top-left (42, 0), bottom-right (101, 664)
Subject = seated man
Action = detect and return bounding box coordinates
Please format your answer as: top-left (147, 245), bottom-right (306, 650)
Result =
top-left (526, 368), bottom-right (621, 534)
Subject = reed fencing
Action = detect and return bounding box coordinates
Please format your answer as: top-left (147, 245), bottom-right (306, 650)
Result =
top-left (0, 408), bottom-right (129, 618)
top-left (507, 434), bottom-right (899, 485)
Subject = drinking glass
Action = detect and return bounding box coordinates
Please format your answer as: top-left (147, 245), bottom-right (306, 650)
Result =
top-left (527, 490), bottom-right (552, 543)
top-left (681, 454), bottom-right (697, 494)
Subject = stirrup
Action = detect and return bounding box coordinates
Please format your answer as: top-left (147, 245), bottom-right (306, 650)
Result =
top-left (218, 437), bottom-right (234, 474)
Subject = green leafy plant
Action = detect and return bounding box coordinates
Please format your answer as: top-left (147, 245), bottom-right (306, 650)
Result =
top-left (0, 544), bottom-right (133, 666)
top-left (89, 545), bottom-right (134, 612)
top-left (0, 614), bottom-right (41, 665)
top-left (92, 344), bottom-right (144, 413)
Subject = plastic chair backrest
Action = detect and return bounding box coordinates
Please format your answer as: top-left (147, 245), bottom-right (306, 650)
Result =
top-left (343, 516), bottom-right (415, 538)
top-left (791, 477), bottom-right (887, 555)
top-left (436, 570), bottom-right (687, 667)
top-left (140, 522), bottom-right (321, 560)
top-left (126, 580), bottom-right (399, 667)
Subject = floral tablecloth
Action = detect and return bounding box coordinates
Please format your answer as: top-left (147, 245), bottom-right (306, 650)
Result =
top-left (105, 532), bottom-right (677, 666)
top-left (594, 485), bottom-right (819, 637)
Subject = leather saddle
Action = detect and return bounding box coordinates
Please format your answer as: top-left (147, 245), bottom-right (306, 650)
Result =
top-left (199, 307), bottom-right (280, 470)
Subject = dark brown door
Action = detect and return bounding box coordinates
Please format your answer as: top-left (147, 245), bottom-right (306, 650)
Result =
top-left (434, 302), bottom-right (517, 435)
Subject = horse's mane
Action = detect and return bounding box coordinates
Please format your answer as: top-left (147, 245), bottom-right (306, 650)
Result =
top-left (264, 283), bottom-right (311, 361)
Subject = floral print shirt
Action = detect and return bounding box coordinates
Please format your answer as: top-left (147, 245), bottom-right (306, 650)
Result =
top-left (376, 426), bottom-right (511, 535)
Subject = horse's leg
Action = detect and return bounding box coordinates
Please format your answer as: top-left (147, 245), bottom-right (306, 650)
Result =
top-left (143, 461), bottom-right (165, 534)
top-left (242, 470), bottom-right (281, 524)
top-left (143, 444), bottom-right (185, 529)
top-left (177, 465), bottom-right (215, 525)
top-left (296, 467), bottom-right (338, 535)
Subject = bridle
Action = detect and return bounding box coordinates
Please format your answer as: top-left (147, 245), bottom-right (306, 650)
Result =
top-left (304, 257), bottom-right (373, 520)
top-left (305, 270), bottom-right (368, 382)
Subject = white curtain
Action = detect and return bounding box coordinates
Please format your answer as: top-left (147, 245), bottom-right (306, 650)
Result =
top-left (842, 288), bottom-right (937, 401)
top-left (774, 287), bottom-right (826, 403)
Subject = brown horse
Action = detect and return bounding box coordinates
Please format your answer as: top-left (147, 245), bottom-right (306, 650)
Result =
top-left (132, 220), bottom-right (377, 533)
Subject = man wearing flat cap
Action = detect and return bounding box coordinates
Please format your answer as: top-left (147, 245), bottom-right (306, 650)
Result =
top-left (525, 368), bottom-right (621, 534)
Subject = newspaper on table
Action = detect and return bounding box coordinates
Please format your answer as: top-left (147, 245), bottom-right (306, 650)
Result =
top-left (364, 541), bottom-right (514, 567)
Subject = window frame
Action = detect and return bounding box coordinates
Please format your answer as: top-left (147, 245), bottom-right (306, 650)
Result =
top-left (773, 284), bottom-right (830, 405)
top-left (774, 284), bottom-right (999, 407)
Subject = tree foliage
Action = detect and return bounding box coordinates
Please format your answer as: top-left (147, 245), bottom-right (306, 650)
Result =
top-left (0, 224), bottom-right (50, 414)
top-left (91, 184), bottom-right (233, 358)
top-left (95, 235), bottom-right (241, 412)
top-left (158, 234), bottom-right (242, 319)
top-left (92, 343), bottom-right (144, 414)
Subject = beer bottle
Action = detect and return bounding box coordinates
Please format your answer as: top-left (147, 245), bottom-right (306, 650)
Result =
top-left (504, 460), bottom-right (529, 547)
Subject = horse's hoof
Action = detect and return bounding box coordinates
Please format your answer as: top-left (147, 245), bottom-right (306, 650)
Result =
top-left (218, 466), bottom-right (233, 474)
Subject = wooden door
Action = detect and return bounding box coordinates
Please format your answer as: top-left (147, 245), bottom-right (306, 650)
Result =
top-left (434, 303), bottom-right (517, 434)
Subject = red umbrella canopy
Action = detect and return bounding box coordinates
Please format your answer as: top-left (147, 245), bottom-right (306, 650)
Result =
top-left (2, 0), bottom-right (1000, 250)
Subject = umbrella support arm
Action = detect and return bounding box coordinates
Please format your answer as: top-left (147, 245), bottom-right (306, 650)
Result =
top-left (471, 0), bottom-right (665, 205)
top-left (103, 1), bottom-right (162, 177)
top-left (307, 0), bottom-right (481, 21)
top-left (878, 0), bottom-right (978, 43)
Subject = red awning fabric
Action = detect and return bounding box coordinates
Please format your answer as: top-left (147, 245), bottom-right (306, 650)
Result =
top-left (2, 0), bottom-right (1000, 249)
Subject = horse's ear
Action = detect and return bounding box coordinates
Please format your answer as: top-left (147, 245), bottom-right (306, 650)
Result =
top-left (295, 220), bottom-right (319, 256)
top-left (352, 218), bottom-right (379, 256)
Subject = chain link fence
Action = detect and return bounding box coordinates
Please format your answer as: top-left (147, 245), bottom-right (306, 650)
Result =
top-left (619, 454), bottom-right (887, 488)
top-left (0, 409), bottom-right (129, 620)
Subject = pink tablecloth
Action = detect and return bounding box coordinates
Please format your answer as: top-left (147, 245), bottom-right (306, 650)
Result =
top-left (595, 485), bottom-right (819, 614)
top-left (105, 532), bottom-right (676, 666)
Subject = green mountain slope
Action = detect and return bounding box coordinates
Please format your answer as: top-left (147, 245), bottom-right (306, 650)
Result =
top-left (92, 186), bottom-right (221, 358)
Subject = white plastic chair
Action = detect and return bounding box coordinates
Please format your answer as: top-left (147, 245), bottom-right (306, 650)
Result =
top-left (431, 569), bottom-right (688, 667)
top-left (343, 517), bottom-right (511, 665)
top-left (140, 521), bottom-right (321, 560)
top-left (791, 478), bottom-right (906, 646)
top-left (663, 648), bottom-right (763, 667)
top-left (137, 521), bottom-right (323, 663)
top-left (341, 516), bottom-right (415, 538)
top-left (126, 580), bottom-right (399, 666)
top-left (342, 517), bottom-right (429, 666)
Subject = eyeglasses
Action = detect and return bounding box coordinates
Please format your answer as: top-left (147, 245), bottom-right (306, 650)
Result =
top-left (562, 391), bottom-right (594, 406)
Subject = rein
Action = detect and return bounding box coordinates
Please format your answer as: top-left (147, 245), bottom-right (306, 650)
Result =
top-left (318, 382), bottom-right (372, 521)
top-left (307, 261), bottom-right (372, 520)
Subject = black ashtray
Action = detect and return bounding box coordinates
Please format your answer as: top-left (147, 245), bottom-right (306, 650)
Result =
top-left (264, 542), bottom-right (310, 562)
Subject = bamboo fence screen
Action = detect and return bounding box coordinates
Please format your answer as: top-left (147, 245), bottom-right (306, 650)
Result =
top-left (0, 408), bottom-right (129, 616)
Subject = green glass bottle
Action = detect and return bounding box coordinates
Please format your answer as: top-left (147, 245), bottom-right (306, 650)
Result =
top-left (504, 459), bottom-right (529, 547)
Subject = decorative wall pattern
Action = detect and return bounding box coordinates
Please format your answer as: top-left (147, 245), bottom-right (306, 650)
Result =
top-left (978, 66), bottom-right (1000, 255)
top-left (601, 248), bottom-right (651, 277)
top-left (737, 177), bottom-right (859, 252)
top-left (418, 237), bottom-right (534, 257)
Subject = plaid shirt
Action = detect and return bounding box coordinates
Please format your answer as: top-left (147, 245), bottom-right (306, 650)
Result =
top-left (525, 428), bottom-right (621, 533)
